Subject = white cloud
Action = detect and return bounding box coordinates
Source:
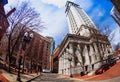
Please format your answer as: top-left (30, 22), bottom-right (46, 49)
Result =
top-left (98, 12), bottom-right (104, 17)
top-left (41, 0), bottom-right (75, 8)
top-left (6, 0), bottom-right (118, 47)
top-left (76, 0), bottom-right (93, 11)
top-left (5, 0), bottom-right (69, 46)
top-left (89, 7), bottom-right (105, 23)
top-left (29, 0), bottom-right (69, 45)
top-left (39, 7), bottom-right (68, 37)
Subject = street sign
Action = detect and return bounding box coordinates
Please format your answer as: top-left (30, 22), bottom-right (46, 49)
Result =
top-left (2, 0), bottom-right (8, 6)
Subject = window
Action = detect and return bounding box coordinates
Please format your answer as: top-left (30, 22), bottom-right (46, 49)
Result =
top-left (85, 66), bottom-right (88, 71)
top-left (0, 26), bottom-right (2, 30)
top-left (0, 15), bottom-right (1, 19)
top-left (92, 64), bottom-right (94, 70)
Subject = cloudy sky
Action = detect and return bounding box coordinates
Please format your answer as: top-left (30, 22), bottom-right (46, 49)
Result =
top-left (5, 0), bottom-right (120, 47)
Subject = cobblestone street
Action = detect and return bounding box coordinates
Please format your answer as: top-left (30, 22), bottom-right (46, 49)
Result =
top-left (31, 73), bottom-right (75, 82)
top-left (32, 73), bottom-right (120, 82)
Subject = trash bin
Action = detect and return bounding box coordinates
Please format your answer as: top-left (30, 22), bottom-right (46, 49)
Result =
top-left (80, 71), bottom-right (84, 76)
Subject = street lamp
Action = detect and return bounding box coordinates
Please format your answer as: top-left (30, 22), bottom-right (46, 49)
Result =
top-left (17, 30), bottom-right (34, 81)
top-left (68, 57), bottom-right (72, 77)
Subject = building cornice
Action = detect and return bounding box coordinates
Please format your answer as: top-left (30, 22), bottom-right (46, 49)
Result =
top-left (58, 33), bottom-right (110, 58)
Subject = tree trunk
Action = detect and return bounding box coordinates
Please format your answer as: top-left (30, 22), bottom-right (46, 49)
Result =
top-left (8, 35), bottom-right (11, 72)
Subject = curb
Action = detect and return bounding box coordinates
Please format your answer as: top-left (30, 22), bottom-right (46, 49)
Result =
top-left (26, 74), bottom-right (41, 82)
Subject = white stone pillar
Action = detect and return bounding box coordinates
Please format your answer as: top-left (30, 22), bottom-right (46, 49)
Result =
top-left (76, 44), bottom-right (83, 64)
top-left (68, 44), bottom-right (75, 74)
top-left (63, 51), bottom-right (66, 74)
top-left (83, 45), bottom-right (90, 66)
top-left (75, 45), bottom-right (83, 74)
top-left (65, 48), bottom-right (70, 75)
top-left (93, 43), bottom-right (100, 61)
top-left (104, 45), bottom-right (108, 59)
top-left (60, 57), bottom-right (62, 74)
top-left (89, 45), bottom-right (96, 64)
top-left (58, 57), bottom-right (61, 74)
top-left (93, 43), bottom-right (102, 69)
top-left (62, 52), bottom-right (64, 74)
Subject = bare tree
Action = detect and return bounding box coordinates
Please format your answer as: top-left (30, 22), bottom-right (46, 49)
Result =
top-left (114, 42), bottom-right (120, 50)
top-left (6, 1), bottom-right (44, 72)
top-left (97, 24), bottom-right (115, 42)
top-left (60, 44), bottom-right (85, 73)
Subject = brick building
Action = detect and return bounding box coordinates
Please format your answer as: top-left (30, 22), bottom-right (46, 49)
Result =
top-left (0, 0), bottom-right (9, 40)
top-left (53, 46), bottom-right (59, 73)
top-left (0, 24), bottom-right (51, 72)
top-left (24, 31), bottom-right (51, 72)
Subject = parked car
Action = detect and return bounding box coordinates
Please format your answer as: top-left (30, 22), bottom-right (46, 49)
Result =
top-left (109, 58), bottom-right (116, 66)
top-left (95, 64), bottom-right (110, 75)
top-left (115, 56), bottom-right (120, 61)
top-left (42, 69), bottom-right (51, 73)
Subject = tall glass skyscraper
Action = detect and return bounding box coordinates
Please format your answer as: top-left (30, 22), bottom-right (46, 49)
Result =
top-left (65, 1), bottom-right (97, 35)
top-left (58, 1), bottom-right (113, 75)
top-left (111, 7), bottom-right (120, 27)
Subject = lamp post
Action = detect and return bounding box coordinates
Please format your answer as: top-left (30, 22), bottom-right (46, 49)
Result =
top-left (17, 30), bottom-right (34, 81)
top-left (68, 57), bottom-right (72, 77)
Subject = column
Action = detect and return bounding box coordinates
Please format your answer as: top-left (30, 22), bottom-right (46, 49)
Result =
top-left (93, 43), bottom-right (100, 61)
top-left (63, 52), bottom-right (66, 74)
top-left (58, 57), bottom-right (61, 74)
top-left (75, 44), bottom-right (82, 74)
top-left (89, 45), bottom-right (96, 71)
top-left (93, 43), bottom-right (102, 69)
top-left (83, 45), bottom-right (90, 66)
top-left (62, 54), bottom-right (64, 74)
top-left (68, 43), bottom-right (74, 74)
top-left (89, 45), bottom-right (96, 64)
top-left (65, 48), bottom-right (70, 75)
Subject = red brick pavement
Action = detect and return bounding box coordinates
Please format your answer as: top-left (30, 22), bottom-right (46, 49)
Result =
top-left (87, 61), bottom-right (120, 81)
top-left (59, 73), bottom-right (96, 79)
top-left (0, 74), bottom-right (9, 82)
top-left (59, 61), bottom-right (120, 81)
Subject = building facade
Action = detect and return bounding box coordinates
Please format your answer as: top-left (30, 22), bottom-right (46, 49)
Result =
top-left (24, 32), bottom-right (51, 72)
top-left (46, 36), bottom-right (55, 71)
top-left (58, 1), bottom-right (113, 75)
top-left (0, 24), bottom-right (51, 72)
top-left (53, 46), bottom-right (59, 73)
top-left (111, 7), bottom-right (120, 27)
top-left (46, 36), bottom-right (55, 55)
top-left (111, 0), bottom-right (120, 13)
top-left (65, 1), bottom-right (97, 34)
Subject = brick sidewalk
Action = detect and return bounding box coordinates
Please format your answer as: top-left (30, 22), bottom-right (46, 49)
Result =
top-left (87, 61), bottom-right (120, 81)
top-left (0, 74), bottom-right (9, 82)
top-left (0, 69), bottom-right (40, 82)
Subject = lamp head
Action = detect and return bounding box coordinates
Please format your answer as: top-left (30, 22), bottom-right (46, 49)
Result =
top-left (24, 32), bottom-right (28, 37)
top-left (29, 33), bottom-right (34, 38)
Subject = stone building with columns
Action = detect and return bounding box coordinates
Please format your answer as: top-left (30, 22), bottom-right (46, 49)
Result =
top-left (58, 1), bottom-right (113, 75)
top-left (58, 33), bottom-right (113, 75)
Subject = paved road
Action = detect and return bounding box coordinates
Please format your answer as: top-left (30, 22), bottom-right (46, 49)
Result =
top-left (31, 73), bottom-right (120, 82)
top-left (31, 73), bottom-right (81, 82)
